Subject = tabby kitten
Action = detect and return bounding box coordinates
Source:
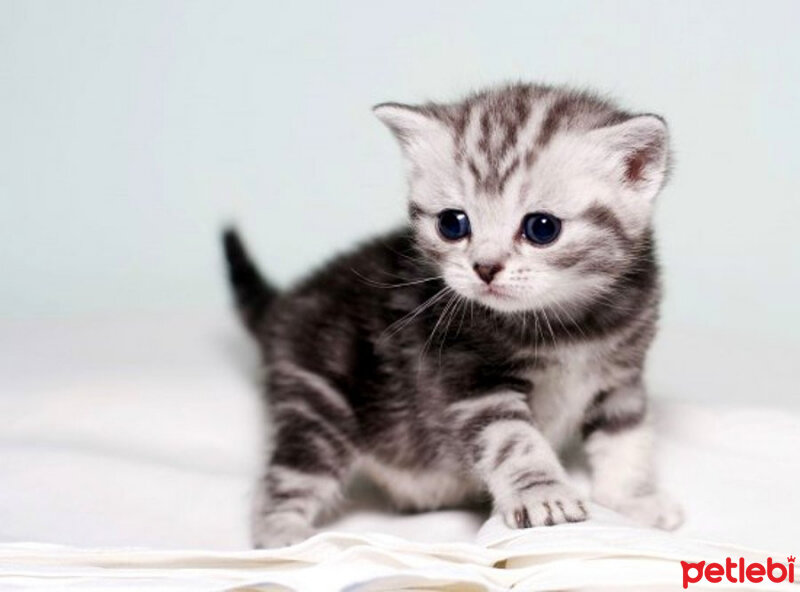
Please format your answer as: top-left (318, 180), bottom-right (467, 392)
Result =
top-left (223, 83), bottom-right (683, 548)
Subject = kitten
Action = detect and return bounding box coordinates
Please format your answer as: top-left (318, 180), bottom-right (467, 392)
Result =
top-left (223, 83), bottom-right (683, 548)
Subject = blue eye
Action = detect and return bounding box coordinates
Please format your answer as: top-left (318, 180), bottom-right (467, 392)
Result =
top-left (437, 209), bottom-right (471, 240)
top-left (522, 212), bottom-right (561, 245)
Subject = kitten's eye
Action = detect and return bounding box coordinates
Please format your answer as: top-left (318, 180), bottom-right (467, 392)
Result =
top-left (437, 209), bottom-right (471, 241)
top-left (522, 212), bottom-right (561, 245)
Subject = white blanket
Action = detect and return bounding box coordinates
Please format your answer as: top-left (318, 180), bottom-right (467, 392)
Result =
top-left (0, 313), bottom-right (797, 590)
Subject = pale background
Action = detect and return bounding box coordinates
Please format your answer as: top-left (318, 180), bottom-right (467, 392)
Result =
top-left (1, 0), bottom-right (798, 404)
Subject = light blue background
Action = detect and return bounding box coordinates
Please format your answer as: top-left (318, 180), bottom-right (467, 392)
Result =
top-left (2, 0), bottom-right (798, 348)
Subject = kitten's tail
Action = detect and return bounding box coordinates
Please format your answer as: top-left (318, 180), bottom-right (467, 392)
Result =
top-left (222, 227), bottom-right (278, 336)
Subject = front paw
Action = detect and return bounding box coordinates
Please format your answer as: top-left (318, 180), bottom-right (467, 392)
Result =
top-left (252, 512), bottom-right (316, 549)
top-left (499, 480), bottom-right (589, 528)
top-left (597, 491), bottom-right (684, 531)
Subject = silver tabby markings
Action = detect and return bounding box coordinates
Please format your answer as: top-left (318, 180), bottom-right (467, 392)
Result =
top-left (222, 82), bottom-right (683, 548)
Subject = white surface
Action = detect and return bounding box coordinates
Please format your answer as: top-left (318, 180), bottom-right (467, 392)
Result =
top-left (0, 313), bottom-right (798, 559)
top-left (2, 0), bottom-right (800, 354)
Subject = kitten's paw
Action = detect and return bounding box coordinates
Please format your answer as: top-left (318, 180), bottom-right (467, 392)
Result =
top-left (499, 481), bottom-right (589, 528)
top-left (251, 512), bottom-right (315, 548)
top-left (598, 492), bottom-right (684, 531)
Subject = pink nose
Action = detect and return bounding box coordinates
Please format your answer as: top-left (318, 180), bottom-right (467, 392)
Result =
top-left (473, 262), bottom-right (504, 284)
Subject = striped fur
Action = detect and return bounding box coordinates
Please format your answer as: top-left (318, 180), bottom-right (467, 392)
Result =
top-left (224, 83), bottom-right (682, 548)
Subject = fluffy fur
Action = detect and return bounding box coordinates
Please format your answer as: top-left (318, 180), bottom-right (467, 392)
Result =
top-left (223, 83), bottom-right (683, 548)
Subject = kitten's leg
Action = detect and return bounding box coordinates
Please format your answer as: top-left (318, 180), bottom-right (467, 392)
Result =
top-left (582, 382), bottom-right (683, 530)
top-left (448, 392), bottom-right (588, 528)
top-left (252, 364), bottom-right (358, 548)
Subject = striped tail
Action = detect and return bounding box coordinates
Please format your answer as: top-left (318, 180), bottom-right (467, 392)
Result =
top-left (221, 227), bottom-right (278, 336)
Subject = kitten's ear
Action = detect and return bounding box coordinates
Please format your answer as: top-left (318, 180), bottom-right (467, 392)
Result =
top-left (373, 103), bottom-right (431, 142)
top-left (590, 115), bottom-right (670, 201)
top-left (373, 103), bottom-right (452, 165)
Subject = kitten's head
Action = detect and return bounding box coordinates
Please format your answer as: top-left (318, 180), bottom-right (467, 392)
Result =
top-left (375, 84), bottom-right (669, 314)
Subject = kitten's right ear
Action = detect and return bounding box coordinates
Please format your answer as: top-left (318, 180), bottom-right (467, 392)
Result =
top-left (373, 103), bottom-right (452, 164)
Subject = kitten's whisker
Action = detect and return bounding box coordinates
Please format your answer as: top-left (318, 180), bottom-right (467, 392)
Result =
top-left (455, 295), bottom-right (468, 337)
top-left (548, 304), bottom-right (575, 343)
top-left (381, 287), bottom-right (450, 340)
top-left (554, 300), bottom-right (588, 340)
top-left (421, 291), bottom-right (457, 363)
top-left (437, 294), bottom-right (461, 364)
top-left (441, 294), bottom-right (468, 360)
top-left (379, 242), bottom-right (435, 267)
top-left (350, 268), bottom-right (442, 289)
top-left (541, 308), bottom-right (557, 346)
top-left (386, 288), bottom-right (451, 336)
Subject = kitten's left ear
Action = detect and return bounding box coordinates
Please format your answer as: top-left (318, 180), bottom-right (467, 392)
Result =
top-left (590, 115), bottom-right (670, 201)
top-left (373, 103), bottom-right (435, 143)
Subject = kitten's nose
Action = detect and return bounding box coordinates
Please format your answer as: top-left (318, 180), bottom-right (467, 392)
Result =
top-left (473, 262), bottom-right (504, 284)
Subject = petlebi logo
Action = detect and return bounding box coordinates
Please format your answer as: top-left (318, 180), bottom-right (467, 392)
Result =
top-left (681, 555), bottom-right (795, 588)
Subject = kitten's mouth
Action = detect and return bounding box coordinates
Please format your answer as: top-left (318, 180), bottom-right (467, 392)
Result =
top-left (481, 285), bottom-right (512, 299)
top-left (474, 284), bottom-right (526, 312)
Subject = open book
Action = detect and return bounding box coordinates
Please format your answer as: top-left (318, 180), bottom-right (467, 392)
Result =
top-left (1, 510), bottom-right (794, 591)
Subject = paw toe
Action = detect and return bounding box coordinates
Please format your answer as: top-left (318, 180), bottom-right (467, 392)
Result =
top-left (501, 482), bottom-right (589, 529)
